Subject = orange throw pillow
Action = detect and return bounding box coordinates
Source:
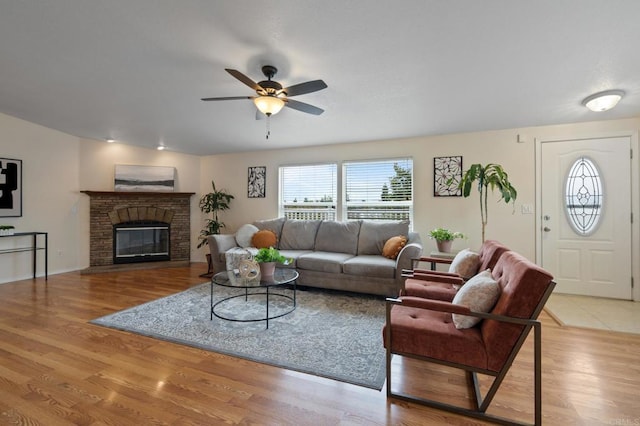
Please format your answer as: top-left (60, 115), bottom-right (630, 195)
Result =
top-left (251, 229), bottom-right (277, 249)
top-left (382, 235), bottom-right (407, 259)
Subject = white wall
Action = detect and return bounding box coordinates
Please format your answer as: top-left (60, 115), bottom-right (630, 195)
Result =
top-left (200, 117), bottom-right (640, 265)
top-left (0, 113), bottom-right (81, 283)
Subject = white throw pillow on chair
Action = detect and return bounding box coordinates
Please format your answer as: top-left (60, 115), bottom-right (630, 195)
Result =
top-left (448, 248), bottom-right (481, 279)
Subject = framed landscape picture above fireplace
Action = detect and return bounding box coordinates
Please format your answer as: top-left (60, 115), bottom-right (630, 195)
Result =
top-left (114, 165), bottom-right (175, 192)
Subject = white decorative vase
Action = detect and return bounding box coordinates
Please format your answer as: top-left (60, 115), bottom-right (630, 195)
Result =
top-left (436, 240), bottom-right (452, 253)
top-left (259, 261), bottom-right (276, 278)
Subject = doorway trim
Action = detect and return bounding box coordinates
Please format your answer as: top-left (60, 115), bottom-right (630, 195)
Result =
top-left (535, 130), bottom-right (639, 301)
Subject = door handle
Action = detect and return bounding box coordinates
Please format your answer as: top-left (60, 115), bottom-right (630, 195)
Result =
top-left (543, 227), bottom-right (551, 232)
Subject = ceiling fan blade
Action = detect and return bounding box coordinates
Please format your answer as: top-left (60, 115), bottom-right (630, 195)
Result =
top-left (282, 80), bottom-right (327, 97)
top-left (226, 69), bottom-right (264, 92)
top-left (285, 99), bottom-right (324, 115)
top-left (201, 96), bottom-right (253, 101)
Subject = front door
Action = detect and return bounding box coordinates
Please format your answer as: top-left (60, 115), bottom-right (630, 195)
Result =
top-left (540, 136), bottom-right (632, 299)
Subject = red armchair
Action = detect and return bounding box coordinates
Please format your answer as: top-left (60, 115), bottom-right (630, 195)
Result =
top-left (384, 250), bottom-right (555, 425)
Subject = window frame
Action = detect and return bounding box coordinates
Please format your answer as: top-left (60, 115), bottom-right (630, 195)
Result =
top-left (278, 162), bottom-right (338, 221)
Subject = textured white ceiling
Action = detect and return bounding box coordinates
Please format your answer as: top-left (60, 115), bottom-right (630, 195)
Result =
top-left (1, 1), bottom-right (639, 155)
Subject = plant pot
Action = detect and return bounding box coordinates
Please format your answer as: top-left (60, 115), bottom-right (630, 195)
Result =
top-left (259, 261), bottom-right (276, 278)
top-left (436, 240), bottom-right (453, 253)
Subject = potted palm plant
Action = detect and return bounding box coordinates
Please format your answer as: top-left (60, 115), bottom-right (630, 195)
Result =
top-left (457, 163), bottom-right (517, 242)
top-left (198, 180), bottom-right (234, 276)
top-left (428, 227), bottom-right (465, 253)
top-left (254, 247), bottom-right (290, 277)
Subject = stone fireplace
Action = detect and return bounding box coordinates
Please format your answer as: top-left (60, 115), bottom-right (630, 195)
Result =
top-left (81, 191), bottom-right (194, 272)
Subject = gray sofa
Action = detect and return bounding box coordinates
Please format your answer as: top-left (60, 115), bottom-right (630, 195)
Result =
top-left (208, 217), bottom-right (423, 297)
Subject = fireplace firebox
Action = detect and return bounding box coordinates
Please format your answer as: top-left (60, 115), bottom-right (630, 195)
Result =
top-left (113, 221), bottom-right (170, 264)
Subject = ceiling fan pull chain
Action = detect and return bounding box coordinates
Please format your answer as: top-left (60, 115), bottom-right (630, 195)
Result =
top-left (266, 115), bottom-right (271, 139)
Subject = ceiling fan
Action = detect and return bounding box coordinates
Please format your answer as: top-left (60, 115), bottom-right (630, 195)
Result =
top-left (201, 65), bottom-right (327, 117)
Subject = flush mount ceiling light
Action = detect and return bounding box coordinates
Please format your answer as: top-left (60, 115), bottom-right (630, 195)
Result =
top-left (253, 95), bottom-right (285, 116)
top-left (157, 145), bottom-right (166, 151)
top-left (106, 138), bottom-right (115, 143)
top-left (582, 90), bottom-right (625, 112)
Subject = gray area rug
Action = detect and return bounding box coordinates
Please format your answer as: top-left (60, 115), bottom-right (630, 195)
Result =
top-left (91, 283), bottom-right (387, 390)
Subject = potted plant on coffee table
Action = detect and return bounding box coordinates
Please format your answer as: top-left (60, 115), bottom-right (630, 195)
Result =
top-left (428, 227), bottom-right (465, 253)
top-left (254, 247), bottom-right (291, 278)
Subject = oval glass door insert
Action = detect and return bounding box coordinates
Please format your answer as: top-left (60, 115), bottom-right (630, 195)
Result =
top-left (564, 156), bottom-right (603, 235)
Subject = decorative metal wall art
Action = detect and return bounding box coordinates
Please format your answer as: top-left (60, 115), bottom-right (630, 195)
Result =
top-left (0, 157), bottom-right (22, 217)
top-left (434, 156), bottom-right (462, 197)
top-left (248, 166), bottom-right (266, 198)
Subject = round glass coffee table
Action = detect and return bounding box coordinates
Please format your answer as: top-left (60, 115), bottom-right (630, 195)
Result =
top-left (210, 268), bottom-right (298, 329)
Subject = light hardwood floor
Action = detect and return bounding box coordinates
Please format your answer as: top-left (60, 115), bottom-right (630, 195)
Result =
top-left (1, 265), bottom-right (639, 425)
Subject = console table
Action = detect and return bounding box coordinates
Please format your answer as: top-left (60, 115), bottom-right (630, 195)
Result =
top-left (0, 232), bottom-right (48, 280)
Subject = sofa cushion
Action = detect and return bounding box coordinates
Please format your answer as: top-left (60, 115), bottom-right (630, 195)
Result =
top-left (251, 230), bottom-right (277, 249)
top-left (235, 224), bottom-right (259, 248)
top-left (253, 217), bottom-right (286, 244)
top-left (452, 269), bottom-right (500, 329)
top-left (382, 235), bottom-right (407, 259)
top-left (279, 219), bottom-right (322, 250)
top-left (276, 249), bottom-right (313, 268)
top-left (343, 255), bottom-right (396, 278)
top-left (296, 251), bottom-right (355, 274)
top-left (314, 220), bottom-right (361, 254)
top-left (358, 220), bottom-right (409, 255)
top-left (449, 248), bottom-right (481, 280)
top-left (384, 304), bottom-right (487, 370)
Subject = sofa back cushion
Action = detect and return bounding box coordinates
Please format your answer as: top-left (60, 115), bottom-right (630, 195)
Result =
top-left (279, 219), bottom-right (322, 250)
top-left (314, 220), bottom-right (361, 254)
top-left (357, 220), bottom-right (409, 255)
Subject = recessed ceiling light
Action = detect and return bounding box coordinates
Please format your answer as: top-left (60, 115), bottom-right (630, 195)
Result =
top-left (157, 145), bottom-right (166, 151)
top-left (582, 90), bottom-right (625, 112)
top-left (106, 138), bottom-right (115, 143)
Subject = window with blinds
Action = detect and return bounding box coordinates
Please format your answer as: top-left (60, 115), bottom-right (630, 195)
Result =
top-left (343, 158), bottom-right (413, 222)
top-left (279, 163), bottom-right (337, 220)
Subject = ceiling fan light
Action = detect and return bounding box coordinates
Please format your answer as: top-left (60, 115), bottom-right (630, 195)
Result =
top-left (582, 90), bottom-right (624, 112)
top-left (254, 96), bottom-right (285, 116)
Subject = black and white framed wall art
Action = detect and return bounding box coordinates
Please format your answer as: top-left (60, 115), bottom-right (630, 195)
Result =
top-left (0, 157), bottom-right (22, 217)
top-left (434, 156), bottom-right (463, 197)
top-left (114, 164), bottom-right (175, 192)
top-left (248, 166), bottom-right (266, 198)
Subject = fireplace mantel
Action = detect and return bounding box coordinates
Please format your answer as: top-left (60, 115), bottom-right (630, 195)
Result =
top-left (81, 191), bottom-right (195, 197)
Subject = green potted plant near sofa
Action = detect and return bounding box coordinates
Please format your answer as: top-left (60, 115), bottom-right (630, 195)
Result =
top-left (428, 227), bottom-right (464, 253)
top-left (198, 180), bottom-right (234, 276)
top-left (254, 247), bottom-right (290, 277)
